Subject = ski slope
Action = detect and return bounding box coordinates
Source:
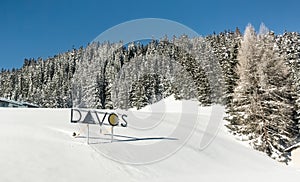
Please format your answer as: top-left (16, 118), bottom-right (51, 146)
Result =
top-left (0, 96), bottom-right (300, 182)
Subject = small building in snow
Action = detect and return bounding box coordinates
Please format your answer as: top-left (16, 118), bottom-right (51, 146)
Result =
top-left (22, 102), bottom-right (39, 108)
top-left (286, 143), bottom-right (300, 168)
top-left (0, 98), bottom-right (24, 108)
top-left (0, 98), bottom-right (39, 108)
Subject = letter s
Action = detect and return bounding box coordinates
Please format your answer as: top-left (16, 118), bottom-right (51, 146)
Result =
top-left (121, 114), bottom-right (128, 127)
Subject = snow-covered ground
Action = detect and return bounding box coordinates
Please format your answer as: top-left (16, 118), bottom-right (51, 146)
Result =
top-left (0, 96), bottom-right (300, 182)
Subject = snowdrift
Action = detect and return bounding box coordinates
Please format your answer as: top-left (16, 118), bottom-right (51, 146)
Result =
top-left (0, 96), bottom-right (299, 182)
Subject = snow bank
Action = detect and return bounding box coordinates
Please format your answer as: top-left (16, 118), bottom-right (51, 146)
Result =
top-left (0, 97), bottom-right (300, 181)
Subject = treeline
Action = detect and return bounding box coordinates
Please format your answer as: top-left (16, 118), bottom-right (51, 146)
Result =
top-left (0, 49), bottom-right (82, 107)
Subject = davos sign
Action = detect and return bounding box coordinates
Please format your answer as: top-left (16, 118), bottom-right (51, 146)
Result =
top-left (70, 108), bottom-right (128, 143)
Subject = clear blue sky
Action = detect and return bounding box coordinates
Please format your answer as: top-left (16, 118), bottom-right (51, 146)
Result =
top-left (1, 0), bottom-right (300, 69)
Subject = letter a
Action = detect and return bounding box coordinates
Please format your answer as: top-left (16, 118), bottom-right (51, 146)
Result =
top-left (82, 111), bottom-right (96, 124)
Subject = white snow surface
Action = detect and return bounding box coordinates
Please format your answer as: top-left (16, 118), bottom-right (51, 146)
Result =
top-left (0, 96), bottom-right (300, 182)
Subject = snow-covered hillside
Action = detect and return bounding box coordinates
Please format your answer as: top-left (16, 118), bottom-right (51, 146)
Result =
top-left (0, 96), bottom-right (300, 182)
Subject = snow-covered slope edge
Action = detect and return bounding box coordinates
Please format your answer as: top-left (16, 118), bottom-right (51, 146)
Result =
top-left (0, 97), bottom-right (300, 182)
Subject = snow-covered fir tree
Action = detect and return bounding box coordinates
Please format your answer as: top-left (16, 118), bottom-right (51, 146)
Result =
top-left (206, 30), bottom-right (241, 107)
top-left (276, 32), bottom-right (300, 135)
top-left (227, 24), bottom-right (299, 162)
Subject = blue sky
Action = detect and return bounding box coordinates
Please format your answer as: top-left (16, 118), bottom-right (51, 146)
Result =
top-left (1, 0), bottom-right (300, 69)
